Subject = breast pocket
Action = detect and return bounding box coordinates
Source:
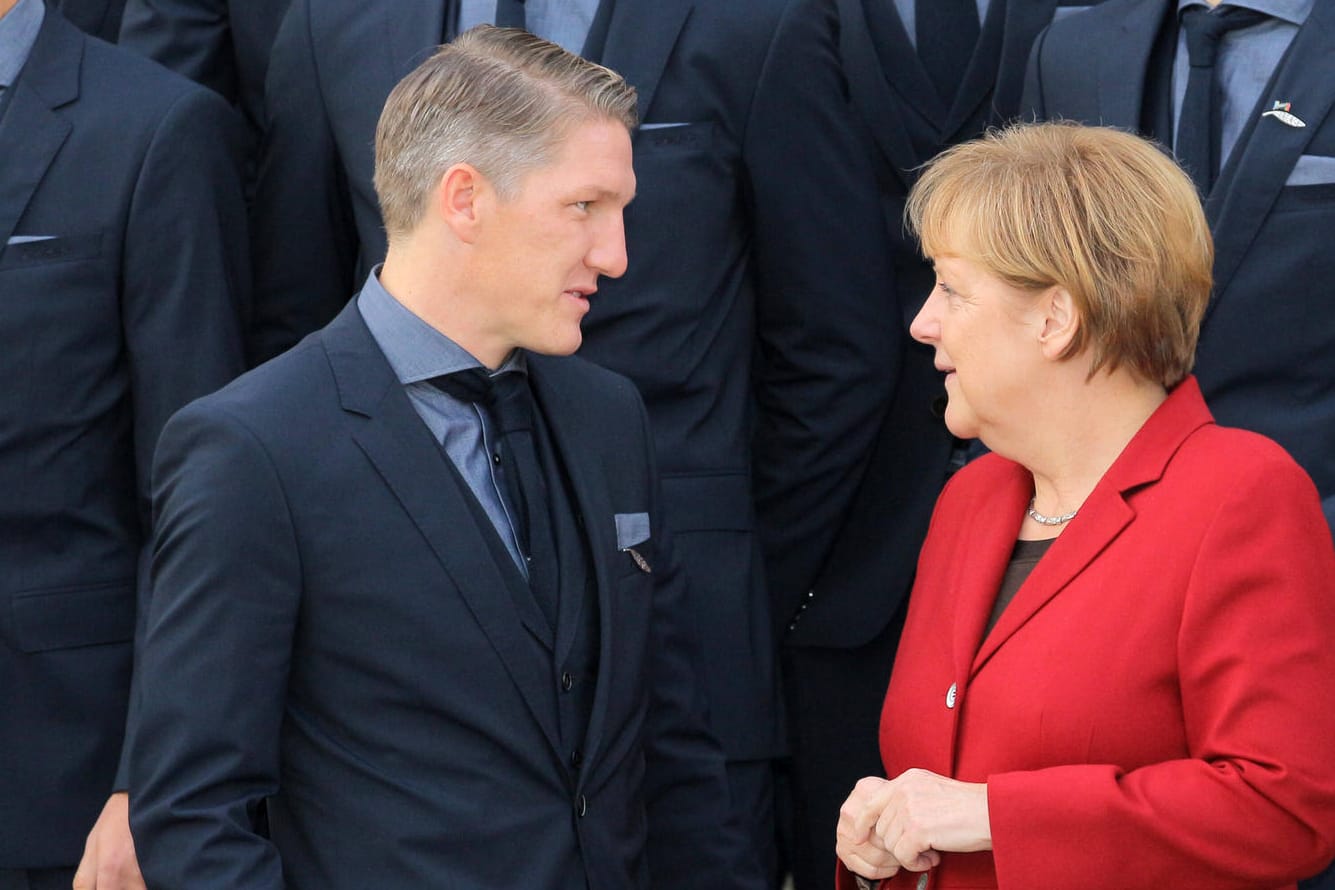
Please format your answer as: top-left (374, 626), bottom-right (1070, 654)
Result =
top-left (634, 121), bottom-right (715, 154)
top-left (1275, 154), bottom-right (1335, 209)
top-left (10, 580), bottom-right (135, 653)
top-left (0, 231), bottom-right (103, 271)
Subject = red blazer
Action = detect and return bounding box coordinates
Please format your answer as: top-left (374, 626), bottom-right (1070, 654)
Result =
top-left (842, 378), bottom-right (1335, 889)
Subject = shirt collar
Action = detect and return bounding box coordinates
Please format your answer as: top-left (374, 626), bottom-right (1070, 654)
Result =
top-left (1177, 0), bottom-right (1312, 27)
top-left (0, 0), bottom-right (45, 91)
top-left (357, 267), bottom-right (525, 385)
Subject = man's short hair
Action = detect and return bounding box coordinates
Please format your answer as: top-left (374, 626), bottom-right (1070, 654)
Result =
top-left (374, 25), bottom-right (639, 239)
top-left (906, 121), bottom-right (1213, 388)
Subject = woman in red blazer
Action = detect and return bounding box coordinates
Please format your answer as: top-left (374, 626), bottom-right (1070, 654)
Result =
top-left (835, 123), bottom-right (1335, 889)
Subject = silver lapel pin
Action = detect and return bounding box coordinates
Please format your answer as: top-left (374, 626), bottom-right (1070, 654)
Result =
top-left (1262, 100), bottom-right (1306, 128)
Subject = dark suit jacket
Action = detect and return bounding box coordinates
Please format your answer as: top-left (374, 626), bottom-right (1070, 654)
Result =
top-left (249, 0), bottom-right (897, 762)
top-left (47, 0), bottom-right (125, 41)
top-left (129, 299), bottom-right (765, 890)
top-left (1023, 0), bottom-right (1335, 533)
top-left (0, 6), bottom-right (246, 868)
top-left (118, 0), bottom-right (290, 165)
top-left (837, 378), bottom-right (1335, 889)
top-left (794, 0), bottom-right (1094, 650)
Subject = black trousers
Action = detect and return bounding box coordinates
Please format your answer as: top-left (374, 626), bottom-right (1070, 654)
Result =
top-left (776, 606), bottom-right (905, 890)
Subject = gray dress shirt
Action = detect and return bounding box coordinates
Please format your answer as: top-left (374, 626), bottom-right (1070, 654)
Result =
top-left (458, 0), bottom-right (600, 53)
top-left (1172, 0), bottom-right (1313, 169)
top-left (357, 269), bottom-right (529, 575)
top-left (0, 0), bottom-right (44, 108)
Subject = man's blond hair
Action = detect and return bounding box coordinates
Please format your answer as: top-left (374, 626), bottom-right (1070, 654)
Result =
top-left (374, 25), bottom-right (638, 239)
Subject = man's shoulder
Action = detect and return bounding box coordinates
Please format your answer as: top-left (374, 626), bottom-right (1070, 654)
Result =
top-left (1040, 0), bottom-right (1156, 50)
top-left (175, 336), bottom-right (339, 437)
top-left (38, 12), bottom-right (231, 125)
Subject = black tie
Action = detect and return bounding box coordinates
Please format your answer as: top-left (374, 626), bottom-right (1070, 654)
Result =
top-left (916, 0), bottom-right (980, 107)
top-left (432, 367), bottom-right (558, 629)
top-left (1176, 5), bottom-right (1269, 195)
top-left (495, 0), bottom-right (526, 29)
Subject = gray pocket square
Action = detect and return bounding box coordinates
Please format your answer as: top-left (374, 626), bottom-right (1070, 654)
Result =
top-left (1286, 154), bottom-right (1335, 187)
top-left (614, 512), bottom-right (650, 549)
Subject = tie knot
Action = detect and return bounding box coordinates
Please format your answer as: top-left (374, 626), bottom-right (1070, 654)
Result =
top-left (1181, 6), bottom-right (1269, 67)
top-left (429, 366), bottom-right (494, 405)
top-left (431, 368), bottom-right (533, 434)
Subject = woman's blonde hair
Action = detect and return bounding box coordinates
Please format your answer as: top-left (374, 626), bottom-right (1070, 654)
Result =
top-left (906, 121), bottom-right (1213, 387)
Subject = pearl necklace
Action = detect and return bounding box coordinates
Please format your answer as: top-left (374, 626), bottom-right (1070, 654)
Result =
top-left (1027, 497), bottom-right (1078, 526)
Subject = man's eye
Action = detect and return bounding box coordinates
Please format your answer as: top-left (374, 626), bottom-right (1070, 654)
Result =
top-left (574, 201), bottom-right (591, 212)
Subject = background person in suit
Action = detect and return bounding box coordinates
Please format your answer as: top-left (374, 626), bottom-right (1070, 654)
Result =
top-left (1024, 7), bottom-right (1335, 881)
top-left (0, 0), bottom-right (248, 887)
top-left (47, 0), bottom-right (124, 41)
top-left (249, 0), bottom-right (896, 879)
top-left (769, 2), bottom-right (1099, 886)
top-left (128, 28), bottom-right (766, 890)
top-left (1023, 0), bottom-right (1335, 528)
top-left (117, 0), bottom-right (291, 194)
top-left (836, 122), bottom-right (1335, 890)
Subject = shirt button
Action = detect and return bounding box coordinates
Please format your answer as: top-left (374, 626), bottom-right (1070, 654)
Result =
top-left (575, 794), bottom-right (587, 817)
top-left (492, 452), bottom-right (502, 465)
top-left (561, 671), bottom-right (574, 692)
top-left (946, 683), bottom-right (958, 709)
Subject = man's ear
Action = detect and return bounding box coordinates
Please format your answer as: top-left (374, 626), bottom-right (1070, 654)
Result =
top-left (1037, 285), bottom-right (1080, 359)
top-left (436, 163), bottom-right (486, 243)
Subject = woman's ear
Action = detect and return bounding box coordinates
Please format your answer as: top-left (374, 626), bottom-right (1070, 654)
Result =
top-left (1037, 285), bottom-right (1079, 359)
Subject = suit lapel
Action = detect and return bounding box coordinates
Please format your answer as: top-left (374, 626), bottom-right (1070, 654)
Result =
top-left (0, 13), bottom-right (77, 248)
top-left (323, 305), bottom-right (563, 756)
top-left (1095, 0), bottom-right (1168, 129)
top-left (836, 0), bottom-right (931, 189)
top-left (600, 0), bottom-right (692, 123)
top-left (526, 355), bottom-right (620, 769)
top-left (1205, 1), bottom-right (1335, 312)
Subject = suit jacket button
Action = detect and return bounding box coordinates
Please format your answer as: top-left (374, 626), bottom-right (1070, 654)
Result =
top-left (570, 748), bottom-right (583, 768)
top-left (946, 683), bottom-right (957, 709)
top-left (576, 794), bottom-right (588, 817)
top-left (561, 671), bottom-right (574, 692)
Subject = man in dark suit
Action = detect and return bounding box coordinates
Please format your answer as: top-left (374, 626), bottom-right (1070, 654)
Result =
top-left (767, 2), bottom-right (1099, 886)
top-left (128, 28), bottom-right (767, 889)
top-left (117, 0), bottom-right (291, 190)
top-left (249, 0), bottom-right (896, 878)
top-left (0, 0), bottom-right (248, 887)
top-left (1023, 1), bottom-right (1335, 883)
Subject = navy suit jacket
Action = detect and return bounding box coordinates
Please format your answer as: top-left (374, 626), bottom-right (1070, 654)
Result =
top-left (1023, 0), bottom-right (1335, 532)
top-left (795, 0), bottom-right (1095, 649)
top-left (249, 0), bottom-right (897, 762)
top-left (47, 0), bottom-right (125, 41)
top-left (118, 0), bottom-right (290, 167)
top-left (129, 300), bottom-right (764, 890)
top-left (0, 7), bottom-right (246, 868)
